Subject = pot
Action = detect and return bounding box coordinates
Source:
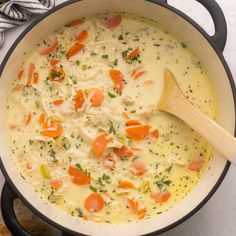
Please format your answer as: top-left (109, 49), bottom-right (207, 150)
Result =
top-left (0, 0), bottom-right (235, 235)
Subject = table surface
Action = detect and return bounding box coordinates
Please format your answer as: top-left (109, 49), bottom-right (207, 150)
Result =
top-left (0, 0), bottom-right (235, 236)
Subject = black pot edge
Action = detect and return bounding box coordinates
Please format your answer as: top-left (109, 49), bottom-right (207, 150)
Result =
top-left (0, 0), bottom-right (234, 236)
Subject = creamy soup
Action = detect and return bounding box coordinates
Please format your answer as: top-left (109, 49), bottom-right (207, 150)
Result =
top-left (5, 13), bottom-right (217, 224)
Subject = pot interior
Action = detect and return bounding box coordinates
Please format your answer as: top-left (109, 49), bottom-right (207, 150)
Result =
top-left (0, 0), bottom-right (234, 235)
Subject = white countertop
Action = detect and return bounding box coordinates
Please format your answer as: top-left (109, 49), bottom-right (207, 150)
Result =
top-left (0, 0), bottom-right (235, 235)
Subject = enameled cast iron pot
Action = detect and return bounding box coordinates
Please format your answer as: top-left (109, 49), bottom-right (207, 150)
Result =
top-left (0, 0), bottom-right (235, 235)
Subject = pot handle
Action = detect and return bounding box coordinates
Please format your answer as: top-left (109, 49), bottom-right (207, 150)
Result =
top-left (1, 183), bottom-right (31, 236)
top-left (164, 0), bottom-right (227, 51)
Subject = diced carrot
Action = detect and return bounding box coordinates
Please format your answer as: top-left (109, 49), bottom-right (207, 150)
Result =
top-left (75, 29), bottom-right (89, 43)
top-left (101, 156), bottom-right (115, 170)
top-left (151, 129), bottom-right (159, 138)
top-left (66, 43), bottom-right (85, 59)
top-left (84, 193), bottom-right (104, 213)
top-left (137, 207), bottom-right (146, 220)
top-left (125, 119), bottom-right (142, 126)
top-left (14, 84), bottom-right (25, 91)
top-left (113, 146), bottom-right (133, 159)
top-left (188, 156), bottom-right (204, 171)
top-left (126, 125), bottom-right (150, 140)
top-left (33, 72), bottom-right (39, 84)
top-left (68, 166), bottom-right (91, 185)
top-left (131, 69), bottom-right (137, 77)
top-left (118, 180), bottom-right (135, 189)
top-left (129, 161), bottom-right (146, 176)
top-left (25, 111), bottom-right (32, 126)
top-left (104, 15), bottom-right (122, 29)
top-left (151, 192), bottom-right (171, 203)
top-left (109, 69), bottom-right (124, 92)
top-left (38, 36), bottom-right (58, 56)
top-left (27, 63), bottom-right (35, 85)
top-left (41, 122), bottom-right (63, 138)
top-left (18, 69), bottom-right (24, 80)
top-left (92, 133), bottom-right (109, 157)
top-left (53, 99), bottom-right (64, 106)
top-left (124, 47), bottom-right (140, 61)
top-left (49, 66), bottom-right (66, 82)
top-left (26, 162), bottom-right (32, 169)
top-left (87, 88), bottom-right (104, 107)
top-left (67, 18), bottom-right (84, 27)
top-left (133, 71), bottom-right (146, 80)
top-left (74, 89), bottom-right (85, 111)
top-left (127, 199), bottom-right (139, 214)
top-left (122, 112), bottom-right (130, 120)
top-left (50, 59), bottom-right (59, 66)
top-left (39, 112), bottom-right (46, 125)
top-left (50, 179), bottom-right (63, 190)
top-left (143, 80), bottom-right (154, 85)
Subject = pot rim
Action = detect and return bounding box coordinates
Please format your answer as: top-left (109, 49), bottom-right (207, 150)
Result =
top-left (0, 0), bottom-right (234, 235)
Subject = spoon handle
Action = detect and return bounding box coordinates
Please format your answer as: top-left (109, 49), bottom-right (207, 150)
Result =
top-left (165, 95), bottom-right (236, 165)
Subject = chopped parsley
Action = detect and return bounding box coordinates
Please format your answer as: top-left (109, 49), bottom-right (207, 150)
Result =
top-left (108, 92), bottom-right (116, 98)
top-left (180, 42), bottom-right (187, 48)
top-left (108, 121), bottom-right (116, 134)
top-left (89, 185), bottom-right (97, 192)
top-left (101, 54), bottom-right (109, 59)
top-left (155, 177), bottom-right (172, 190)
top-left (118, 35), bottom-right (124, 40)
top-left (75, 208), bottom-right (83, 217)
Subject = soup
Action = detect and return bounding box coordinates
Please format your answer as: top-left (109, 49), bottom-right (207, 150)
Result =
top-left (5, 13), bottom-right (217, 224)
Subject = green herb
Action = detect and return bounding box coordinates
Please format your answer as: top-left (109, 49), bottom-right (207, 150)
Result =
top-left (102, 174), bottom-right (111, 183)
top-left (108, 92), bottom-right (116, 98)
top-left (155, 177), bottom-right (172, 190)
top-left (89, 185), bottom-right (97, 192)
top-left (102, 54), bottom-right (109, 59)
top-left (75, 163), bottom-right (83, 171)
top-left (108, 121), bottom-right (116, 134)
top-left (113, 59), bottom-right (118, 66)
top-left (49, 149), bottom-right (56, 158)
top-left (118, 35), bottom-right (124, 40)
top-left (121, 49), bottom-right (131, 58)
top-left (165, 166), bottom-right (172, 173)
top-left (29, 140), bottom-right (34, 145)
top-left (130, 110), bottom-right (136, 113)
top-left (133, 36), bottom-right (139, 41)
top-left (75, 208), bottom-right (83, 217)
top-left (180, 42), bottom-right (187, 48)
top-left (63, 143), bottom-right (71, 150)
top-left (98, 177), bottom-right (105, 186)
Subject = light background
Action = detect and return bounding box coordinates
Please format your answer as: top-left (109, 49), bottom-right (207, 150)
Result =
top-left (0, 0), bottom-right (235, 235)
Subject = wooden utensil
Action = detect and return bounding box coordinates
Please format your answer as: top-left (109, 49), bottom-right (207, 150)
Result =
top-left (158, 69), bottom-right (236, 165)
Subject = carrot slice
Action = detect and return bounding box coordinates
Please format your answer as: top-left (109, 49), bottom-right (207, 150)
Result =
top-left (14, 84), bottom-right (25, 92)
top-left (38, 36), bottom-right (58, 56)
top-left (74, 89), bottom-right (85, 111)
top-left (133, 71), bottom-right (146, 80)
top-left (104, 15), bottom-right (122, 29)
top-left (27, 63), bottom-right (35, 85)
top-left (18, 69), bottom-right (24, 80)
top-left (151, 192), bottom-right (171, 203)
top-left (188, 156), bottom-right (204, 171)
top-left (137, 207), bottom-right (147, 220)
top-left (101, 156), bottom-right (116, 170)
top-left (92, 133), bottom-right (109, 157)
top-left (67, 43), bottom-right (85, 59)
top-left (50, 59), bottom-right (59, 66)
top-left (125, 119), bottom-right (142, 127)
top-left (109, 69), bottom-right (124, 92)
top-left (131, 147), bottom-right (141, 152)
top-left (151, 129), bottom-right (159, 138)
top-left (53, 99), bottom-right (64, 106)
top-left (75, 29), bottom-right (89, 43)
top-left (126, 125), bottom-right (150, 140)
top-left (39, 112), bottom-right (46, 125)
top-left (84, 193), bottom-right (104, 213)
top-left (25, 111), bottom-right (32, 126)
top-left (49, 66), bottom-right (66, 82)
top-left (67, 18), bottom-right (84, 27)
top-left (118, 180), bottom-right (135, 189)
top-left (68, 166), bottom-right (91, 185)
top-left (113, 146), bottom-right (133, 158)
top-left (9, 124), bottom-right (17, 130)
top-left (26, 162), bottom-right (32, 169)
top-left (143, 80), bottom-right (154, 85)
top-left (127, 199), bottom-right (139, 214)
top-left (33, 72), bottom-right (39, 84)
top-left (50, 179), bottom-right (63, 190)
top-left (125, 47), bottom-right (140, 61)
top-left (41, 122), bottom-right (63, 138)
top-left (129, 161), bottom-right (146, 176)
top-left (87, 88), bottom-right (104, 107)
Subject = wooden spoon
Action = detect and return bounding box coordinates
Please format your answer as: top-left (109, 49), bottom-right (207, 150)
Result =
top-left (158, 69), bottom-right (236, 165)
